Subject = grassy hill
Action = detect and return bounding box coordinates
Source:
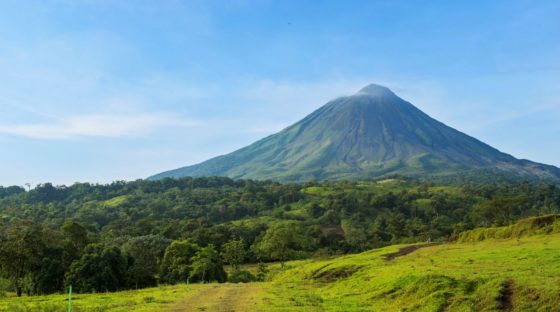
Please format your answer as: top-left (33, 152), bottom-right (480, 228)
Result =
top-left (2, 215), bottom-right (559, 311)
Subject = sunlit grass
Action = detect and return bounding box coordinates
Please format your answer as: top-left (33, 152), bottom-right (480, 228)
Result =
top-left (2, 217), bottom-right (560, 311)
top-left (265, 232), bottom-right (560, 311)
top-left (0, 284), bottom-right (203, 312)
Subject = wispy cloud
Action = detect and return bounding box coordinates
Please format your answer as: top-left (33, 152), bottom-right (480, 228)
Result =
top-left (0, 112), bottom-right (196, 139)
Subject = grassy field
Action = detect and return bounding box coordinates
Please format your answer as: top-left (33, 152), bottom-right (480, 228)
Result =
top-left (2, 216), bottom-right (559, 311)
top-left (0, 283), bottom-right (264, 312)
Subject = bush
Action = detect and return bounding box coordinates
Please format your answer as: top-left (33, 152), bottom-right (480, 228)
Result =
top-left (0, 277), bottom-right (11, 297)
top-left (228, 270), bottom-right (256, 283)
top-left (256, 262), bottom-right (268, 281)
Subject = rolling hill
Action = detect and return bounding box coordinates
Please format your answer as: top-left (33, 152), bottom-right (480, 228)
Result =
top-left (150, 84), bottom-right (560, 182)
top-left (4, 215), bottom-right (560, 311)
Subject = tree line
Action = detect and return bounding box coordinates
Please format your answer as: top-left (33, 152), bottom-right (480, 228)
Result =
top-left (0, 176), bottom-right (559, 295)
top-left (0, 220), bottom-right (270, 296)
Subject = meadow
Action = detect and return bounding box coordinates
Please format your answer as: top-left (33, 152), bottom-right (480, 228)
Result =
top-left (2, 215), bottom-right (559, 311)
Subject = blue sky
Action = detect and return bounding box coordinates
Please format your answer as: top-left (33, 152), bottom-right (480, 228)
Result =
top-left (0, 0), bottom-right (559, 186)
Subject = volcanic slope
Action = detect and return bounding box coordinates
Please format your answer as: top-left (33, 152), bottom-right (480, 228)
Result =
top-left (150, 84), bottom-right (560, 182)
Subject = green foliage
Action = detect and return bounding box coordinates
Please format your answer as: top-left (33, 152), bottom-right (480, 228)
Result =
top-left (0, 277), bottom-right (10, 297)
top-left (0, 177), bottom-right (559, 297)
top-left (228, 269), bottom-right (256, 283)
top-left (122, 235), bottom-right (171, 288)
top-left (221, 238), bottom-right (247, 270)
top-left (456, 214), bottom-right (560, 243)
top-left (61, 220), bottom-right (89, 250)
top-left (0, 186), bottom-right (25, 198)
top-left (190, 245), bottom-right (227, 283)
top-left (1, 216), bottom-right (560, 310)
top-left (0, 221), bottom-right (45, 297)
top-left (65, 244), bottom-right (130, 293)
top-left (471, 194), bottom-right (529, 226)
top-left (160, 240), bottom-right (199, 284)
top-left (252, 222), bottom-right (317, 265)
top-left (32, 247), bottom-right (66, 295)
top-left (256, 262), bottom-right (268, 281)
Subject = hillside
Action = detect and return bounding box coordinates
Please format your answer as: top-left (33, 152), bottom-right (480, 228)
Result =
top-left (150, 84), bottom-right (560, 182)
top-left (2, 215), bottom-right (560, 311)
top-left (266, 215), bottom-right (560, 311)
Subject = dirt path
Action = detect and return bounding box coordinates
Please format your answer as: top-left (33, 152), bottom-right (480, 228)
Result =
top-left (168, 283), bottom-right (264, 312)
top-left (383, 243), bottom-right (441, 260)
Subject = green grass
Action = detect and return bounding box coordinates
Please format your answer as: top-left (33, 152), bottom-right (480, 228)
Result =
top-left (0, 284), bottom-right (201, 312)
top-left (456, 214), bottom-right (560, 242)
top-left (102, 195), bottom-right (131, 208)
top-left (2, 216), bottom-right (560, 311)
top-left (264, 238), bottom-right (560, 310)
top-left (263, 217), bottom-right (560, 311)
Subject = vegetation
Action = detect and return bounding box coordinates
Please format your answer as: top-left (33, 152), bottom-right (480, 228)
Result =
top-left (1, 215), bottom-right (559, 311)
top-left (221, 238), bottom-right (247, 271)
top-left (264, 215), bottom-right (560, 311)
top-left (189, 245), bottom-right (227, 283)
top-left (0, 177), bottom-right (559, 297)
top-left (455, 214), bottom-right (560, 242)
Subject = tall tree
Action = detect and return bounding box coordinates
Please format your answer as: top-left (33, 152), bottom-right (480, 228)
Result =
top-left (122, 235), bottom-right (171, 288)
top-left (0, 221), bottom-right (45, 296)
top-left (221, 238), bottom-right (246, 271)
top-left (252, 222), bottom-right (316, 267)
top-left (190, 245), bottom-right (226, 283)
top-left (160, 240), bottom-right (199, 284)
top-left (65, 244), bottom-right (130, 293)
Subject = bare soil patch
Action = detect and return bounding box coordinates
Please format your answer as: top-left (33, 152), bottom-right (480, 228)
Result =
top-left (383, 243), bottom-right (441, 260)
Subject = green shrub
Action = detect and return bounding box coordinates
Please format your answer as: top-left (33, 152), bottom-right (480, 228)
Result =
top-left (228, 270), bottom-right (256, 283)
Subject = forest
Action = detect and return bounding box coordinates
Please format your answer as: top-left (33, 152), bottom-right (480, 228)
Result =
top-left (1, 177), bottom-right (559, 297)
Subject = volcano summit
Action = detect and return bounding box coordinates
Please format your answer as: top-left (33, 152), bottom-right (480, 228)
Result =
top-left (150, 84), bottom-right (560, 182)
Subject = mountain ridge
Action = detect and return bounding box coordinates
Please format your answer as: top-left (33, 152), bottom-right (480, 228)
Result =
top-left (150, 84), bottom-right (560, 182)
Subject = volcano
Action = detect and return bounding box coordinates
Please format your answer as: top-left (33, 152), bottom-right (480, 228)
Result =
top-left (150, 84), bottom-right (560, 182)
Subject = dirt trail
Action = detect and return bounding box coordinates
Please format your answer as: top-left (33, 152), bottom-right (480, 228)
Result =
top-left (383, 243), bottom-right (441, 260)
top-left (169, 283), bottom-right (263, 312)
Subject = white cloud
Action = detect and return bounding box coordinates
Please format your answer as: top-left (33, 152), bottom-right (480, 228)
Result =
top-left (0, 112), bottom-right (196, 139)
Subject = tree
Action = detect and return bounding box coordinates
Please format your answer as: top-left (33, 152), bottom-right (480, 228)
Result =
top-left (61, 221), bottom-right (89, 268)
top-left (65, 244), bottom-right (130, 293)
top-left (251, 222), bottom-right (315, 267)
top-left (0, 221), bottom-right (45, 296)
top-left (190, 245), bottom-right (226, 283)
top-left (341, 218), bottom-right (369, 252)
top-left (0, 186), bottom-right (25, 198)
top-left (122, 235), bottom-right (171, 288)
top-left (160, 240), bottom-right (199, 284)
top-left (386, 213), bottom-right (407, 242)
top-left (32, 247), bottom-right (66, 295)
top-left (471, 195), bottom-right (528, 226)
top-left (221, 238), bottom-right (246, 271)
top-left (61, 220), bottom-right (89, 250)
